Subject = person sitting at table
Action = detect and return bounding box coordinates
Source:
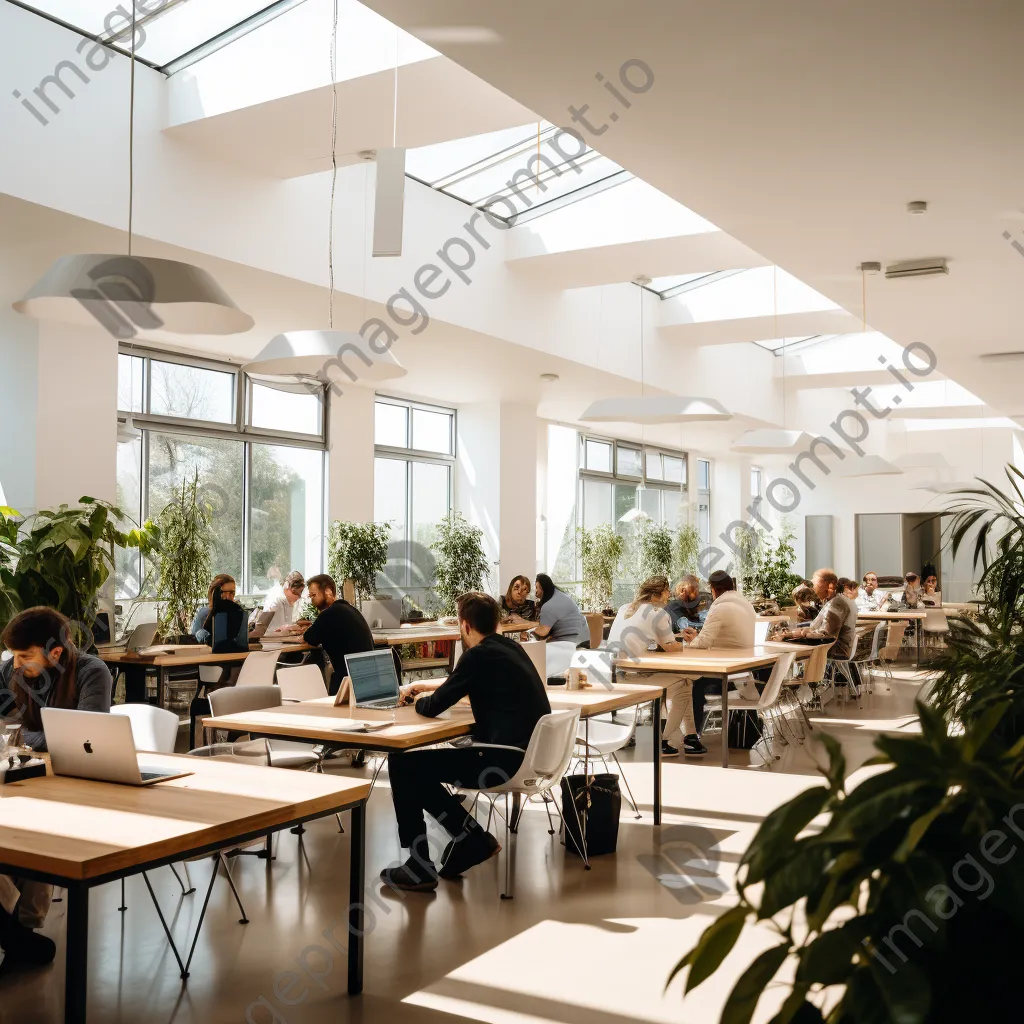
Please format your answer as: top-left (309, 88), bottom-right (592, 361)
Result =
top-left (901, 571), bottom-right (923, 608)
top-left (856, 571), bottom-right (889, 612)
top-left (679, 570), bottom-right (756, 737)
top-left (791, 581), bottom-right (820, 622)
top-left (921, 569), bottom-right (941, 606)
top-left (532, 573), bottom-right (590, 647)
top-left (251, 570), bottom-right (307, 638)
top-left (0, 606), bottom-right (113, 944)
top-left (608, 575), bottom-right (704, 756)
top-left (500, 575), bottom-right (537, 622)
top-left (381, 592), bottom-right (550, 892)
top-left (778, 568), bottom-right (859, 667)
top-left (666, 574), bottom-right (709, 631)
top-left (302, 574), bottom-right (374, 695)
top-left (839, 577), bottom-right (859, 601)
top-left (192, 574), bottom-right (249, 653)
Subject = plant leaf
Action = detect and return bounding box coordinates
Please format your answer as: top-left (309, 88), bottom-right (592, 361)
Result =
top-left (720, 942), bottom-right (790, 1024)
top-left (669, 904), bottom-right (748, 993)
top-left (742, 784), bottom-right (830, 886)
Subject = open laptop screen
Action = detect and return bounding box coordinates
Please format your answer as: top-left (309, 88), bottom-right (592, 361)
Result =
top-left (345, 650), bottom-right (399, 703)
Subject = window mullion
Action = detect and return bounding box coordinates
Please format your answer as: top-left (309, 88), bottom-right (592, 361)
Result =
top-left (242, 442), bottom-right (252, 596)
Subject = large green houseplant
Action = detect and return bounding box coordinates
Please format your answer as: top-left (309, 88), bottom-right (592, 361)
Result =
top-left (430, 511), bottom-right (489, 616)
top-left (673, 522), bottom-right (702, 581)
top-left (155, 471), bottom-right (212, 637)
top-left (743, 524), bottom-right (802, 604)
top-left (637, 521), bottom-right (674, 581)
top-left (327, 521), bottom-right (391, 606)
top-left (0, 498), bottom-right (159, 642)
top-left (579, 523), bottom-right (624, 611)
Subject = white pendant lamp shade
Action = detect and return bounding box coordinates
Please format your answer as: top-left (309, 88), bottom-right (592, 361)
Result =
top-left (833, 454), bottom-right (903, 478)
top-left (732, 429), bottom-right (812, 453)
top-left (580, 395), bottom-right (731, 424)
top-left (13, 255), bottom-right (254, 337)
top-left (244, 330), bottom-right (406, 383)
top-left (619, 507), bottom-right (650, 524)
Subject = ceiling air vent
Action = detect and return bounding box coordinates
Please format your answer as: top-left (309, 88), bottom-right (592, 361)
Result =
top-left (884, 258), bottom-right (948, 279)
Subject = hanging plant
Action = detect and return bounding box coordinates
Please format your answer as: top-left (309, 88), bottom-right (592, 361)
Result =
top-left (579, 524), bottom-right (624, 611)
top-left (155, 470), bottom-right (212, 637)
top-left (429, 511), bottom-right (489, 616)
top-left (328, 521), bottom-right (391, 606)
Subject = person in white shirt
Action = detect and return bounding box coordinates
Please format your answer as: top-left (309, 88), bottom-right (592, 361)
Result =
top-left (856, 571), bottom-right (889, 612)
top-left (256, 570), bottom-right (306, 636)
top-left (607, 575), bottom-right (705, 756)
top-left (679, 570), bottom-right (757, 732)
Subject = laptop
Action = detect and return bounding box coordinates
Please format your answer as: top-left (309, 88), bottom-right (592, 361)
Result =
top-left (342, 649), bottom-right (402, 709)
top-left (247, 608), bottom-right (278, 640)
top-left (41, 708), bottom-right (193, 786)
top-left (96, 621), bottom-right (159, 653)
top-left (361, 598), bottom-right (402, 630)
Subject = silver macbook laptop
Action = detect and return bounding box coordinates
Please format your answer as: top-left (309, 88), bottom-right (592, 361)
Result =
top-left (361, 598), bottom-right (401, 630)
top-left (41, 708), bottom-right (192, 786)
top-left (343, 649), bottom-right (402, 709)
top-left (96, 621), bottom-right (159, 653)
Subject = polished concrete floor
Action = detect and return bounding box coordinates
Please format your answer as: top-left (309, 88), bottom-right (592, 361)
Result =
top-left (0, 668), bottom-right (930, 1024)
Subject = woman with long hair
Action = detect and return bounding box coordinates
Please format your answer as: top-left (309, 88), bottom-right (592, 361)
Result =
top-left (0, 606), bottom-right (113, 956)
top-left (607, 575), bottom-right (705, 756)
top-left (500, 575), bottom-right (536, 622)
top-left (532, 573), bottom-right (590, 647)
top-left (190, 574), bottom-right (248, 652)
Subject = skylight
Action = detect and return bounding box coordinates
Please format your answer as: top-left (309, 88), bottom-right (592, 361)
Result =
top-left (406, 121), bottom-right (629, 222)
top-left (13, 0), bottom-right (306, 71)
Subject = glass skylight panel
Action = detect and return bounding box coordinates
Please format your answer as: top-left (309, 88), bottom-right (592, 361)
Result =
top-left (407, 121), bottom-right (624, 215)
top-left (648, 274), bottom-right (710, 294)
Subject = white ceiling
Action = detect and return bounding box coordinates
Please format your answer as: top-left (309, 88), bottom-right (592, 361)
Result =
top-left (356, 0), bottom-right (1024, 418)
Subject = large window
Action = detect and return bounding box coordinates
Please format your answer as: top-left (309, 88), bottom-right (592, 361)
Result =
top-left (697, 459), bottom-right (712, 546)
top-left (373, 397), bottom-right (455, 592)
top-left (116, 348), bottom-right (327, 599)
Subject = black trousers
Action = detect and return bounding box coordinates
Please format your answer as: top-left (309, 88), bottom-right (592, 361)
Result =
top-left (388, 745), bottom-right (525, 850)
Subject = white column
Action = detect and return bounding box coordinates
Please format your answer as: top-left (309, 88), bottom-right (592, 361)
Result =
top-left (327, 385), bottom-right (375, 525)
top-left (34, 322), bottom-right (117, 511)
top-left (0, 307), bottom-right (39, 512)
top-left (456, 402), bottom-right (538, 595)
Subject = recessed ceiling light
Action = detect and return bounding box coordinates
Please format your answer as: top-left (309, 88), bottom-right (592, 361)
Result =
top-left (540, 373), bottom-right (559, 382)
top-left (412, 26), bottom-right (501, 44)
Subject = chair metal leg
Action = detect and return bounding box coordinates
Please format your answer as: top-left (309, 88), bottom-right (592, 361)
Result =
top-left (610, 752), bottom-right (642, 819)
top-left (542, 792), bottom-right (556, 835)
top-left (118, 876), bottom-right (126, 912)
top-left (564, 780), bottom-right (590, 869)
top-left (219, 852), bottom-right (249, 925)
top-left (169, 862), bottom-right (195, 895)
top-left (500, 795), bottom-right (516, 900)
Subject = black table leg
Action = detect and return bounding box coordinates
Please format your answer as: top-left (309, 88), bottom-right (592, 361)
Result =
top-left (347, 802), bottom-right (365, 995)
top-left (916, 621), bottom-right (923, 663)
top-left (721, 673), bottom-right (729, 769)
top-left (156, 666), bottom-right (166, 709)
top-left (65, 882), bottom-right (88, 1023)
top-left (652, 696), bottom-right (662, 826)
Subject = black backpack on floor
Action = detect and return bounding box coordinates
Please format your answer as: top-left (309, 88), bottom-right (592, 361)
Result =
top-left (727, 710), bottom-right (764, 750)
top-left (560, 773), bottom-right (621, 858)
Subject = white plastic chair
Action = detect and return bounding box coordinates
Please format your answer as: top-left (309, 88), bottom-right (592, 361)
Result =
top-left (207, 685), bottom-right (320, 770)
top-left (111, 703), bottom-right (179, 753)
top-left (277, 664), bottom-right (328, 702)
top-left (472, 709), bottom-right (582, 899)
top-left (520, 640), bottom-right (547, 680)
top-left (754, 620), bottom-right (770, 644)
top-left (235, 650), bottom-right (280, 686)
top-left (922, 607), bottom-right (950, 656)
top-left (704, 653), bottom-right (795, 761)
top-left (544, 641), bottom-right (577, 683)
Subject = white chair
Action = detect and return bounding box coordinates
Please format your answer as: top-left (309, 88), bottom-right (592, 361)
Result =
top-left (472, 709), bottom-right (582, 899)
top-left (207, 685), bottom-right (320, 770)
top-left (922, 607), bottom-right (950, 656)
top-left (544, 641), bottom-right (577, 683)
top-left (111, 702), bottom-right (179, 753)
top-left (520, 640), bottom-right (547, 680)
top-left (880, 621), bottom-right (908, 677)
top-left (703, 653), bottom-right (795, 762)
top-left (754, 620), bottom-right (770, 644)
top-left (235, 650), bottom-right (280, 686)
top-left (277, 664), bottom-right (328, 702)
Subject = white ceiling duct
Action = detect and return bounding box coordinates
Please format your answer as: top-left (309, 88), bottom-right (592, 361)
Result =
top-left (244, 330), bottom-right (405, 384)
top-left (580, 395), bottom-right (731, 424)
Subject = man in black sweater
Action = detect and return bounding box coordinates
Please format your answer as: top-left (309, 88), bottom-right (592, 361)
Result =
top-left (381, 592), bottom-right (551, 892)
top-left (302, 574), bottom-right (375, 694)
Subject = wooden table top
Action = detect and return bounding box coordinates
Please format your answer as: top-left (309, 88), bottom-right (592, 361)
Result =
top-left (857, 610), bottom-right (928, 621)
top-left (202, 682), bottom-right (663, 746)
top-left (617, 644), bottom-right (811, 675)
top-left (372, 621), bottom-right (533, 645)
top-left (97, 643), bottom-right (311, 666)
top-left (0, 753), bottom-right (369, 882)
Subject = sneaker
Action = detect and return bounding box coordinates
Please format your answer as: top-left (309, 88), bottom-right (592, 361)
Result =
top-left (439, 830), bottom-right (501, 880)
top-left (379, 857), bottom-right (438, 892)
top-left (661, 741), bottom-right (680, 758)
top-left (683, 734), bottom-right (708, 755)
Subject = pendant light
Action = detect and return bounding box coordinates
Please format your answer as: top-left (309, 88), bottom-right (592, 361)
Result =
top-left (246, 0), bottom-right (405, 383)
top-left (14, 7), bottom-right (252, 337)
top-left (580, 277), bottom-right (730, 424)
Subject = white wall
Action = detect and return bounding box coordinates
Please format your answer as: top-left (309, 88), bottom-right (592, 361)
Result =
top-left (0, 307), bottom-right (38, 513)
top-left (327, 385), bottom-right (375, 525)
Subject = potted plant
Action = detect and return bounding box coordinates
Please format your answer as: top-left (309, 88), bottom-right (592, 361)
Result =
top-left (638, 521), bottom-right (674, 580)
top-left (429, 511), bottom-right (489, 617)
top-left (579, 524), bottom-right (624, 613)
top-left (0, 497), bottom-right (159, 642)
top-left (673, 522), bottom-right (702, 582)
top-left (671, 467), bottom-right (1024, 1022)
top-left (327, 521), bottom-right (391, 607)
top-left (155, 470), bottom-right (212, 638)
top-left (744, 523), bottom-right (802, 605)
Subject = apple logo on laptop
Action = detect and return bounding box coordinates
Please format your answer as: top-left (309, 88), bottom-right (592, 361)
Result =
top-left (83, 741), bottom-right (93, 754)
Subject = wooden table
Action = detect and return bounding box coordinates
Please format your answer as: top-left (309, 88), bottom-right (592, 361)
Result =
top-left (372, 621), bottom-right (536, 670)
top-left (203, 681), bottom-right (669, 823)
top-left (857, 609), bottom-right (928, 660)
top-left (0, 753), bottom-right (370, 1024)
top-left (616, 645), bottom-right (811, 769)
top-left (97, 643), bottom-right (312, 707)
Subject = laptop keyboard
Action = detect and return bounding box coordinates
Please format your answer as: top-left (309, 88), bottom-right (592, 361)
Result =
top-left (370, 699), bottom-right (400, 709)
top-left (139, 769), bottom-right (172, 781)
